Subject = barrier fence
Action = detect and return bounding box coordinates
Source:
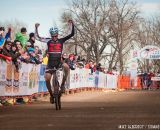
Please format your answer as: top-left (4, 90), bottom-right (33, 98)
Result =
top-left (0, 61), bottom-right (120, 97)
top-left (0, 60), bottom-right (149, 102)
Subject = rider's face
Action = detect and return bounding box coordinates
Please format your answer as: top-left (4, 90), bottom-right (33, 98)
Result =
top-left (51, 33), bottom-right (58, 41)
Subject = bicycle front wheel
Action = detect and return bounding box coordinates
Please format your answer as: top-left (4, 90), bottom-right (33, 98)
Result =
top-left (55, 94), bottom-right (61, 110)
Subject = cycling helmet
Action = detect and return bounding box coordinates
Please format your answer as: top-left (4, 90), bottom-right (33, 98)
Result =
top-left (49, 27), bottom-right (58, 35)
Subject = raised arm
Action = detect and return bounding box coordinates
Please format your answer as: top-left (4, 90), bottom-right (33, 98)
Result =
top-left (0, 28), bottom-right (11, 48)
top-left (5, 28), bottom-right (11, 40)
top-left (35, 23), bottom-right (50, 43)
top-left (60, 20), bottom-right (75, 42)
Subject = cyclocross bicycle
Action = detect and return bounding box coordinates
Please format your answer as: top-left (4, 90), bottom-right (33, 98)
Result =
top-left (49, 67), bottom-right (62, 110)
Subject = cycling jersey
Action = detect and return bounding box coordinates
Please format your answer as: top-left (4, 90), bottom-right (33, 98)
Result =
top-left (35, 23), bottom-right (74, 69)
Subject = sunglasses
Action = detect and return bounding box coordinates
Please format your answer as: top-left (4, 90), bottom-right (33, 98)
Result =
top-left (7, 43), bottom-right (12, 46)
top-left (52, 35), bottom-right (58, 37)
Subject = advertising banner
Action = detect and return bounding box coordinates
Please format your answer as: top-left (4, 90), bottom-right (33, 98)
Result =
top-left (0, 62), bottom-right (119, 97)
top-left (38, 64), bottom-right (47, 92)
top-left (0, 61), bottom-right (6, 96)
top-left (106, 74), bottom-right (118, 89)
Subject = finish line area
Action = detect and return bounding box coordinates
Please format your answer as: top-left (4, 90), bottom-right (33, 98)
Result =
top-left (0, 90), bottom-right (160, 130)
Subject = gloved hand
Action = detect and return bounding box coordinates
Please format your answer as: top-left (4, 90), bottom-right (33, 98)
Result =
top-left (68, 20), bottom-right (73, 24)
top-left (35, 23), bottom-right (40, 28)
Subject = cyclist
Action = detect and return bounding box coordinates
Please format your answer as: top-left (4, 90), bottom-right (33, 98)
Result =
top-left (35, 20), bottom-right (74, 103)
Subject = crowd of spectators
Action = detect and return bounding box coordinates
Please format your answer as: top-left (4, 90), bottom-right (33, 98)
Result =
top-left (0, 27), bottom-right (44, 71)
top-left (138, 70), bottom-right (160, 90)
top-left (0, 26), bottom-right (115, 74)
top-left (60, 53), bottom-right (106, 74)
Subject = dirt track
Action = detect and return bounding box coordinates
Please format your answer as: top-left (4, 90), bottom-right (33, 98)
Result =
top-left (0, 90), bottom-right (160, 130)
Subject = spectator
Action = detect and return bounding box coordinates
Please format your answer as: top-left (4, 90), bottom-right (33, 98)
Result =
top-left (81, 58), bottom-right (86, 66)
top-left (26, 47), bottom-right (41, 64)
top-left (2, 41), bottom-right (13, 92)
top-left (42, 50), bottom-right (48, 65)
top-left (0, 27), bottom-right (11, 53)
top-left (107, 70), bottom-right (114, 75)
top-left (96, 63), bottom-right (102, 72)
top-left (27, 47), bottom-right (36, 63)
top-left (142, 72), bottom-right (148, 89)
top-left (89, 60), bottom-right (94, 74)
top-left (76, 61), bottom-right (84, 69)
top-left (68, 54), bottom-right (76, 70)
top-left (15, 40), bottom-right (29, 63)
top-left (19, 42), bottom-right (32, 63)
top-left (85, 61), bottom-right (90, 69)
top-left (25, 42), bottom-right (32, 49)
top-left (147, 72), bottom-right (155, 90)
top-left (34, 46), bottom-right (43, 64)
top-left (156, 69), bottom-right (160, 77)
top-left (34, 45), bottom-right (42, 55)
top-left (93, 62), bottom-right (97, 72)
top-left (15, 40), bottom-right (22, 51)
top-left (76, 54), bottom-right (81, 62)
top-left (62, 53), bottom-right (69, 63)
top-left (2, 41), bottom-right (12, 58)
top-left (10, 43), bottom-right (22, 92)
top-left (112, 67), bottom-right (119, 75)
top-left (138, 74), bottom-right (143, 89)
top-left (28, 32), bottom-right (35, 48)
top-left (15, 27), bottom-right (28, 48)
top-left (10, 43), bottom-right (21, 72)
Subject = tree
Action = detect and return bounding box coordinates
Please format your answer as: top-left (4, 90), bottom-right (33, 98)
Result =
top-left (135, 14), bottom-right (160, 73)
top-left (61, 0), bottom-right (112, 64)
top-left (61, 0), bottom-right (141, 74)
top-left (107, 0), bottom-right (140, 74)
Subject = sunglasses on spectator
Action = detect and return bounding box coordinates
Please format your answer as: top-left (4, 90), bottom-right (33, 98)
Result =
top-left (7, 43), bottom-right (12, 46)
top-left (27, 45), bottom-right (31, 47)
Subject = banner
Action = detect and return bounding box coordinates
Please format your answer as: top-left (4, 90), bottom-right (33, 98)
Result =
top-left (38, 64), bottom-right (47, 92)
top-left (0, 61), bottom-right (40, 96)
top-left (0, 62), bottom-right (119, 97)
top-left (132, 45), bottom-right (160, 59)
top-left (98, 72), bottom-right (106, 88)
top-left (69, 69), bottom-right (77, 89)
top-left (106, 74), bottom-right (118, 89)
top-left (149, 50), bottom-right (160, 59)
top-left (0, 61), bottom-right (7, 96)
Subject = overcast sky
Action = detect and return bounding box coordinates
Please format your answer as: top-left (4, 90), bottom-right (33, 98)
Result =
top-left (0, 0), bottom-right (160, 36)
